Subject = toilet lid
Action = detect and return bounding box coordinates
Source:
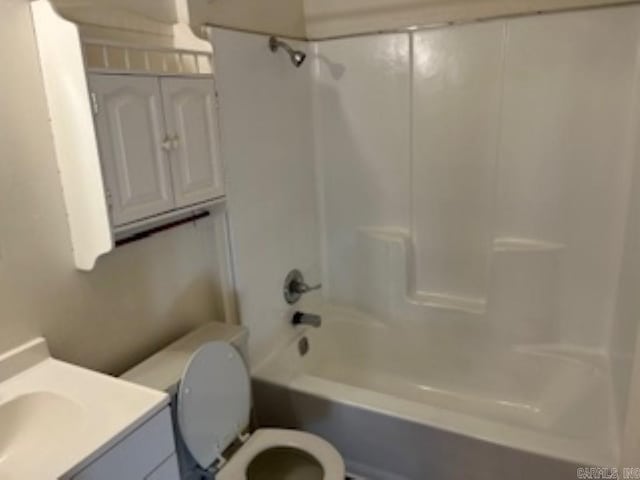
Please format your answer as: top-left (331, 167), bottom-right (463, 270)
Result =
top-left (177, 341), bottom-right (251, 469)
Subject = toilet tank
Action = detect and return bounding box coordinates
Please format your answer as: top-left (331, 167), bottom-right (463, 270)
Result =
top-left (121, 322), bottom-right (249, 395)
top-left (121, 322), bottom-right (249, 480)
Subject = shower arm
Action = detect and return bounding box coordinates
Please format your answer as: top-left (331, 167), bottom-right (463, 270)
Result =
top-left (269, 36), bottom-right (295, 56)
top-left (268, 36), bottom-right (306, 67)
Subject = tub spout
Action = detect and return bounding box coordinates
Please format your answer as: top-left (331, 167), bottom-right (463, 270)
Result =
top-left (292, 311), bottom-right (322, 328)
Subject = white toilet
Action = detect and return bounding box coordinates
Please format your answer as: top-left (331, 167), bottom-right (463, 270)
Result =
top-left (122, 323), bottom-right (345, 480)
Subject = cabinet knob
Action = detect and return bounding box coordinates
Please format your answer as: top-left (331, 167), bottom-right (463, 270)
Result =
top-left (161, 135), bottom-right (172, 152)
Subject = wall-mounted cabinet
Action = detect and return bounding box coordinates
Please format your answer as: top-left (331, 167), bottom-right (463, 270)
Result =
top-left (31, 0), bottom-right (225, 270)
top-left (89, 74), bottom-right (224, 229)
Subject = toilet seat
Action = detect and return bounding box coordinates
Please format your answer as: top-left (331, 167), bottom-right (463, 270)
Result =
top-left (177, 341), bottom-right (251, 469)
top-left (177, 341), bottom-right (345, 479)
top-left (216, 428), bottom-right (344, 480)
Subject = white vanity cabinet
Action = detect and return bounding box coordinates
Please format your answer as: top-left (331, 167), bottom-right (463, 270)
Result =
top-left (89, 74), bottom-right (224, 228)
top-left (68, 407), bottom-right (180, 480)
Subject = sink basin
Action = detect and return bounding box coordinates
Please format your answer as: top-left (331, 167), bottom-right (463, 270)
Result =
top-left (0, 392), bottom-right (84, 471)
top-left (0, 337), bottom-right (167, 479)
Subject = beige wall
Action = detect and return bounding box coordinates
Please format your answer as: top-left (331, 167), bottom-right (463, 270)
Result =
top-left (303, 0), bottom-right (638, 38)
top-left (54, 0), bottom-right (178, 24)
top-left (47, 0), bottom-right (638, 42)
top-left (188, 0), bottom-right (306, 38)
top-left (0, 0), bottom-right (225, 375)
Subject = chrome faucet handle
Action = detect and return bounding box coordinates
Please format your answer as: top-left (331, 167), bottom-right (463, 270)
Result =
top-left (292, 280), bottom-right (321, 294)
top-left (284, 269), bottom-right (322, 304)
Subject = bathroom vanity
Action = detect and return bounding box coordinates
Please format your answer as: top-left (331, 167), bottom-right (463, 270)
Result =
top-left (66, 409), bottom-right (179, 480)
top-left (0, 338), bottom-right (178, 479)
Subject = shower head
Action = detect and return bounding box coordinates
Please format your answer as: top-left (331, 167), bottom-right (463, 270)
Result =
top-left (290, 50), bottom-right (307, 68)
top-left (269, 36), bottom-right (306, 68)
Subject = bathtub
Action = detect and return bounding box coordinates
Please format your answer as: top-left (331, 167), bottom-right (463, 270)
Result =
top-left (252, 306), bottom-right (617, 479)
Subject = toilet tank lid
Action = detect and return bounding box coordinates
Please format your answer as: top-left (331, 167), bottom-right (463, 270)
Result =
top-left (121, 323), bottom-right (248, 392)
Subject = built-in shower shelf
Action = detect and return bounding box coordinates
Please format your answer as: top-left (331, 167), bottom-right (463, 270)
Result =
top-left (354, 227), bottom-right (488, 318)
top-left (352, 228), bottom-right (571, 319)
top-left (493, 237), bottom-right (565, 253)
top-left (411, 291), bottom-right (486, 315)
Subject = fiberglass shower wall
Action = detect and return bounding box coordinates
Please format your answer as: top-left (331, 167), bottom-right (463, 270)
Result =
top-left (312, 5), bottom-right (640, 431)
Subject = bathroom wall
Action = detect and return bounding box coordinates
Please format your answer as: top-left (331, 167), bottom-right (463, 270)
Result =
top-left (50, 0), bottom-right (307, 46)
top-left (312, 33), bottom-right (411, 306)
top-left (311, 7), bottom-right (640, 450)
top-left (0, 0), bottom-right (228, 375)
top-left (611, 146), bottom-right (640, 430)
top-left (314, 6), bottom-right (640, 350)
top-left (53, 0), bottom-right (178, 24)
top-left (303, 0), bottom-right (636, 38)
top-left (622, 330), bottom-right (640, 467)
top-left (50, 0), bottom-right (638, 43)
top-left (189, 0), bottom-right (306, 38)
top-left (211, 28), bottom-right (320, 366)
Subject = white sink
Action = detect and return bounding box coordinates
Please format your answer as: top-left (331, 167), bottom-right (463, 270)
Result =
top-left (0, 392), bottom-right (84, 471)
top-left (0, 338), bottom-right (168, 479)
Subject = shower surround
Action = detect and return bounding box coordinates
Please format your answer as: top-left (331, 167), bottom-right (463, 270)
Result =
top-left (212, 4), bottom-right (640, 476)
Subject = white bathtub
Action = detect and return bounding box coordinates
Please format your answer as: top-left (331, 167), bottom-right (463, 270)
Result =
top-left (252, 306), bottom-right (617, 479)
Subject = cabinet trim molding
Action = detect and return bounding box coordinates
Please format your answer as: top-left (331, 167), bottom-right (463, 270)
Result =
top-left (31, 0), bottom-right (113, 271)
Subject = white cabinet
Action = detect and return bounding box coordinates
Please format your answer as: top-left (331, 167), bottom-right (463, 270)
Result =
top-left (161, 78), bottom-right (224, 208)
top-left (70, 407), bottom-right (179, 480)
top-left (31, 2), bottom-right (223, 269)
top-left (145, 454), bottom-right (180, 480)
top-left (89, 75), bottom-right (175, 226)
top-left (89, 74), bottom-right (224, 228)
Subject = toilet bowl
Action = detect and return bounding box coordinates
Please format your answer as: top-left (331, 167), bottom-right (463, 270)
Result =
top-left (176, 341), bottom-right (344, 479)
top-left (217, 429), bottom-right (344, 480)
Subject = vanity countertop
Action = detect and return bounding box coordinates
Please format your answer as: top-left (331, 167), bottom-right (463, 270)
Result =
top-left (0, 337), bottom-right (169, 479)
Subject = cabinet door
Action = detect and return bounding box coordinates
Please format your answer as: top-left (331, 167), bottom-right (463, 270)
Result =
top-left (145, 454), bottom-right (180, 480)
top-left (160, 78), bottom-right (224, 208)
top-left (90, 74), bottom-right (175, 226)
top-left (71, 408), bottom-right (176, 480)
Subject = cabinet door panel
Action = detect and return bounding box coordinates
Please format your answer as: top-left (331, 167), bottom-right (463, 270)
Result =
top-left (145, 454), bottom-right (180, 480)
top-left (71, 408), bottom-right (175, 480)
top-left (90, 75), bottom-right (174, 226)
top-left (161, 78), bottom-right (224, 207)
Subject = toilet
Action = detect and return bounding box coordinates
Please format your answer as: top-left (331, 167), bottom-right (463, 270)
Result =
top-left (122, 323), bottom-right (345, 480)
